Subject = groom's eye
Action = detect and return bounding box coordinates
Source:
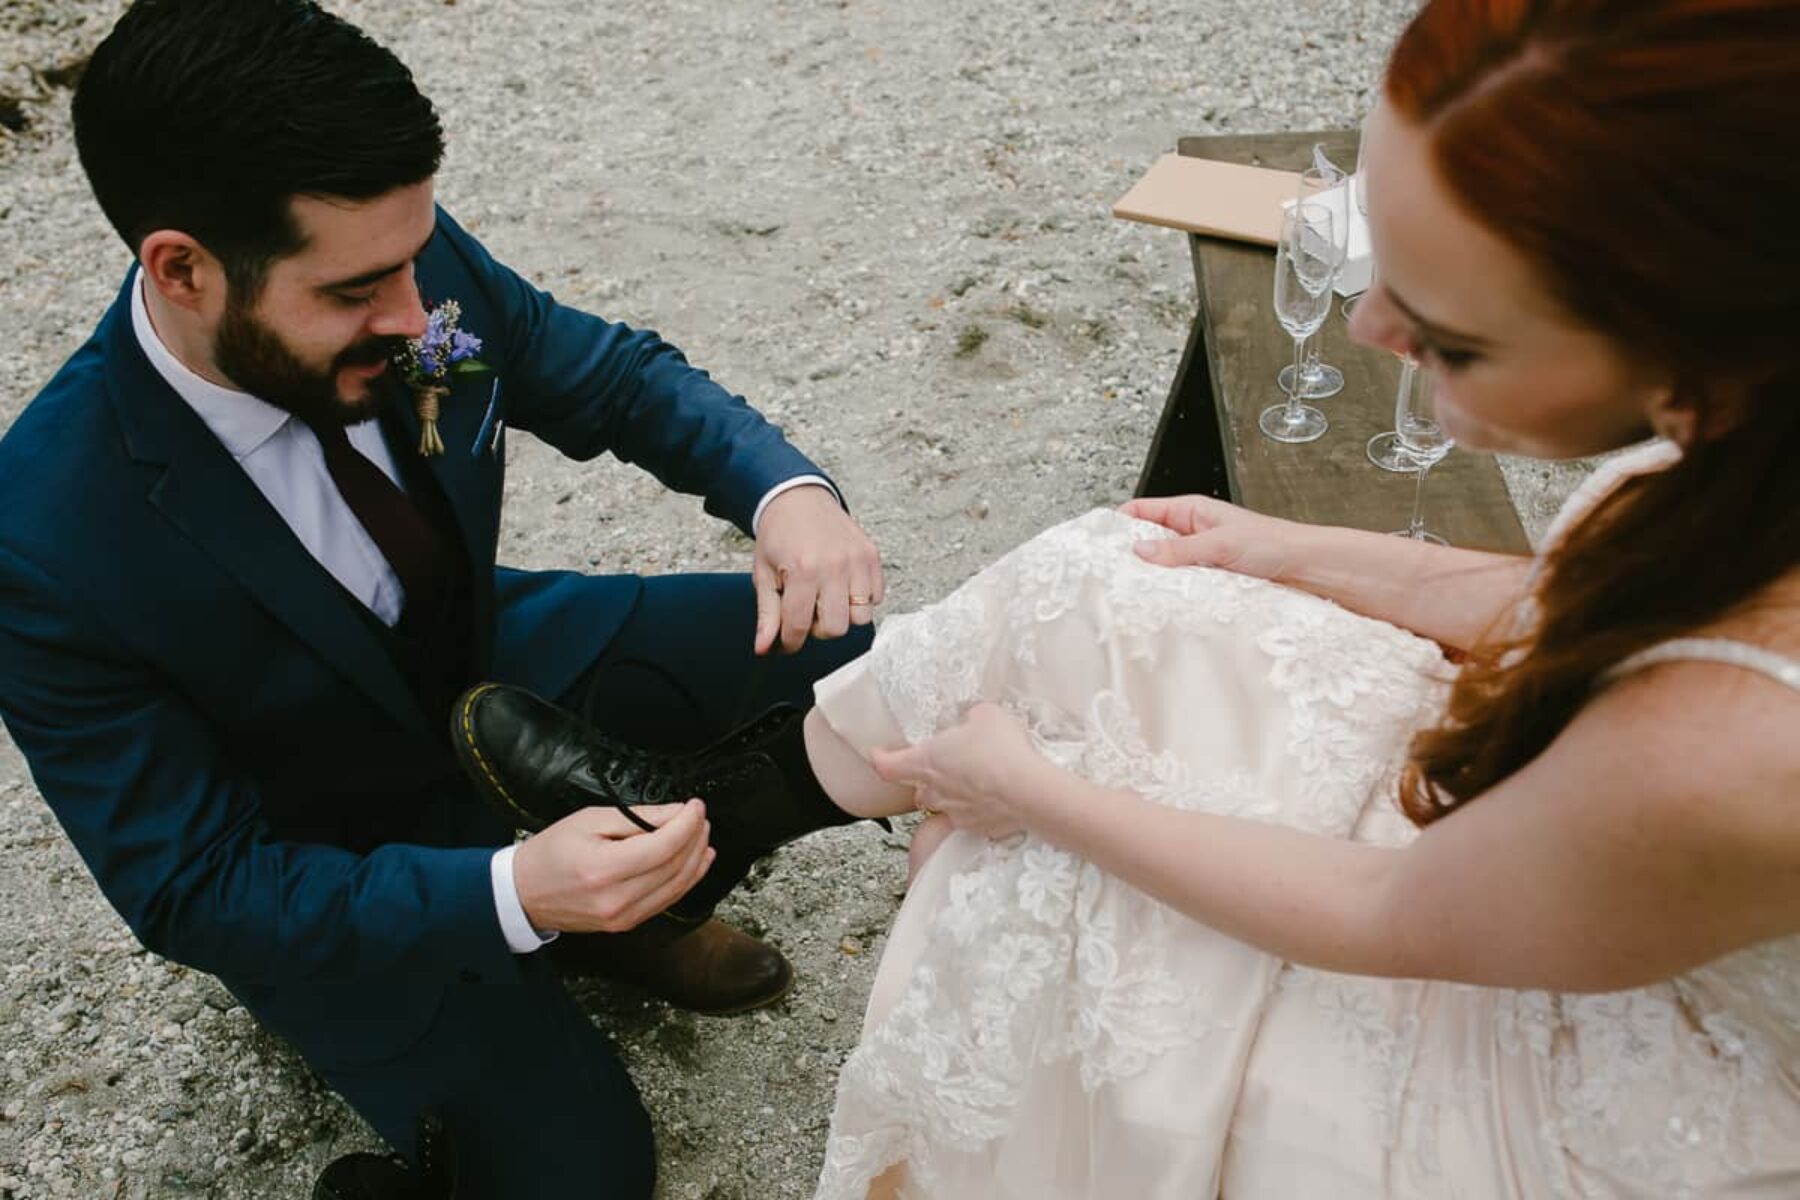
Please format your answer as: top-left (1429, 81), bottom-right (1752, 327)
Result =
top-left (328, 288), bottom-right (379, 308)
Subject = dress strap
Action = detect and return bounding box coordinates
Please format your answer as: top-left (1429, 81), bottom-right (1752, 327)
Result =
top-left (1537, 439), bottom-right (1682, 556)
top-left (1517, 441), bottom-right (1684, 638)
top-left (1603, 637), bottom-right (1800, 693)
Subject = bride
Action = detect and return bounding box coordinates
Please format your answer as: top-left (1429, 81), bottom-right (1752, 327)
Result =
top-left (457, 0), bottom-right (1800, 1195)
top-left (795, 1), bottom-right (1800, 1195)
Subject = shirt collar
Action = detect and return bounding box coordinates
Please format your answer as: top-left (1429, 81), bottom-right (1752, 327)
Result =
top-left (129, 267), bottom-right (292, 460)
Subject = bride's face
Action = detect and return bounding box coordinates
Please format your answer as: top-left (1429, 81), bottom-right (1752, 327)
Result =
top-left (1348, 103), bottom-right (1673, 460)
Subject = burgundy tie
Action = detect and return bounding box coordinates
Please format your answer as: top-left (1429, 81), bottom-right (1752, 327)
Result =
top-left (310, 422), bottom-right (451, 623)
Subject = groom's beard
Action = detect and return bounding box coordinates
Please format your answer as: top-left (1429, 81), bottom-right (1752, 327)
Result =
top-left (214, 300), bottom-right (401, 430)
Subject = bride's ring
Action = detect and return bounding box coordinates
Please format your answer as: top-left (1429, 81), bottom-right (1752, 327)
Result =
top-left (848, 594), bottom-right (875, 607)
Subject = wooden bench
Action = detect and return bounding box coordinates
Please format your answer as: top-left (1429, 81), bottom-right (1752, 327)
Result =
top-left (1135, 130), bottom-right (1530, 555)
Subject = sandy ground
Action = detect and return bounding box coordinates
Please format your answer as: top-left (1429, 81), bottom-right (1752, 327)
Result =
top-left (0, 2), bottom-right (1590, 1196)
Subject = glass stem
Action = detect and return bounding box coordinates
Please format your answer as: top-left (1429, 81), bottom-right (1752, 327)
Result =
top-left (1406, 463), bottom-right (1433, 539)
top-left (1287, 334), bottom-right (1307, 418)
top-left (1392, 357), bottom-right (1416, 432)
top-left (1302, 335), bottom-right (1320, 380)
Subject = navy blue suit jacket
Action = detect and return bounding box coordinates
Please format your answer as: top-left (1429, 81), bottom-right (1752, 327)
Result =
top-left (0, 208), bottom-right (826, 1058)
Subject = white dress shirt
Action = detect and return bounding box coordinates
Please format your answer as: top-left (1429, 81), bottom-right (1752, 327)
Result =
top-left (130, 269), bottom-right (832, 953)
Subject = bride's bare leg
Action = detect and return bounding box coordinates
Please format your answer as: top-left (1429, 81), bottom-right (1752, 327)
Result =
top-left (806, 710), bottom-right (953, 882)
top-left (804, 708), bottom-right (917, 818)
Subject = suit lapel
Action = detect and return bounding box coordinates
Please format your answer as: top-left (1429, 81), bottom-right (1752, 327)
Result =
top-left (100, 283), bottom-right (430, 737)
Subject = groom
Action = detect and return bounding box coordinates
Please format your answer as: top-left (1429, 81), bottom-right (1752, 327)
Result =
top-left (0, 1), bottom-right (883, 1196)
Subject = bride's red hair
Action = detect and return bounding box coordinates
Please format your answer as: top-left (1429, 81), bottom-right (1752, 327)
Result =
top-left (1387, 0), bottom-right (1800, 823)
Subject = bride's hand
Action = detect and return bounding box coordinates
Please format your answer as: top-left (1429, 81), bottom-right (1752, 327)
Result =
top-left (870, 703), bottom-right (1048, 840)
top-left (1118, 495), bottom-right (1307, 582)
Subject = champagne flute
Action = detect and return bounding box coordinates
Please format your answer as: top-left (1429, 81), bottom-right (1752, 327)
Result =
top-left (1388, 364), bottom-right (1455, 543)
top-left (1278, 152), bottom-right (1349, 400)
top-left (1367, 356), bottom-right (1423, 472)
top-left (1260, 202), bottom-right (1336, 444)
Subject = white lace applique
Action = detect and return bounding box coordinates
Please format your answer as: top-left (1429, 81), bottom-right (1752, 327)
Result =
top-left (1274, 966), bottom-right (1427, 1147)
top-left (859, 586), bottom-right (993, 746)
top-left (818, 786), bottom-right (1241, 1195)
top-left (1281, 922), bottom-right (1799, 1197)
top-left (1253, 591), bottom-right (1449, 833)
top-left (1551, 976), bottom-right (1790, 1197)
top-left (829, 695), bottom-right (1250, 1135)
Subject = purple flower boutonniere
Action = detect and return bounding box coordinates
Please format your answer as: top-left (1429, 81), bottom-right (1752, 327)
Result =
top-left (395, 300), bottom-right (491, 456)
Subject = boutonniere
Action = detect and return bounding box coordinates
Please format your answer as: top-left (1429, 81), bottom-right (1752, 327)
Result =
top-left (395, 300), bottom-right (491, 456)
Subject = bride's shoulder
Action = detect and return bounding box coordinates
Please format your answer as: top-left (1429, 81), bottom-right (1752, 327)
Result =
top-left (1580, 578), bottom-right (1800, 827)
top-left (1684, 568), bottom-right (1800, 683)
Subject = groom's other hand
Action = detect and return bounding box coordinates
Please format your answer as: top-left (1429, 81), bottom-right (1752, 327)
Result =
top-left (512, 801), bottom-right (715, 934)
top-left (753, 484), bottom-right (884, 655)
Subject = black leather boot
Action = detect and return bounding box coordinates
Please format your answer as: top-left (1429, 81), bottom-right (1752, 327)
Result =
top-left (449, 683), bottom-right (864, 919)
top-left (313, 1110), bottom-right (456, 1200)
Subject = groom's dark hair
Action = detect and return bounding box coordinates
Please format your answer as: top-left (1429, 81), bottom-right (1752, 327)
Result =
top-left (73, 0), bottom-right (444, 295)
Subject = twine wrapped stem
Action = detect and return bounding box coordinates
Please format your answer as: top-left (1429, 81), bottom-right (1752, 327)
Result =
top-left (414, 385), bottom-right (448, 456)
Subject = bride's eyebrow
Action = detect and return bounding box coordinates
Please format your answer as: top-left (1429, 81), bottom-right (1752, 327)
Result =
top-left (1387, 286), bottom-right (1493, 348)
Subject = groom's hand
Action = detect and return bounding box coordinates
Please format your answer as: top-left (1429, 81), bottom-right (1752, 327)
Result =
top-left (512, 801), bottom-right (714, 934)
top-left (753, 484), bottom-right (884, 655)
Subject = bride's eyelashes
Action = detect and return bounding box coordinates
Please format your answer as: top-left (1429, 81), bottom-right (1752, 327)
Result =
top-left (1405, 328), bottom-right (1480, 372)
top-left (1423, 344), bottom-right (1479, 372)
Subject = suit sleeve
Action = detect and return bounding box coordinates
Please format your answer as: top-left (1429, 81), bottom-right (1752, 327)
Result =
top-left (0, 545), bottom-right (517, 987)
top-left (431, 207), bottom-right (836, 535)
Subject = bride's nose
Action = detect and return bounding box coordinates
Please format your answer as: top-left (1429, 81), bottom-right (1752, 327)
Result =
top-left (1347, 280), bottom-right (1409, 357)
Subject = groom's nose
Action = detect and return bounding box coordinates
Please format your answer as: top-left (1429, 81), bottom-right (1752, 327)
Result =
top-left (368, 266), bottom-right (429, 340)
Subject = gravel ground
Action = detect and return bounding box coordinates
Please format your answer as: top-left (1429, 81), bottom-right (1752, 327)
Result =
top-left (0, 2), bottom-right (1591, 1196)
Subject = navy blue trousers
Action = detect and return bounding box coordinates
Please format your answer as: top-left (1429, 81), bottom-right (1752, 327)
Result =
top-left (296, 573), bottom-right (873, 1198)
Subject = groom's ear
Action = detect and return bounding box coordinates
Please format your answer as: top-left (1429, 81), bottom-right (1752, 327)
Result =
top-left (139, 231), bottom-right (225, 315)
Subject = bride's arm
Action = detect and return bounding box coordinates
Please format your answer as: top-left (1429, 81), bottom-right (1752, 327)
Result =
top-left (1278, 524), bottom-right (1530, 651)
top-left (877, 674), bottom-right (1800, 993)
top-left (1123, 496), bottom-right (1531, 651)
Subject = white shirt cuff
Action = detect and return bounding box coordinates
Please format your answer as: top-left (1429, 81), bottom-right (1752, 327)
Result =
top-left (751, 475), bottom-right (841, 536)
top-left (491, 844), bottom-right (557, 954)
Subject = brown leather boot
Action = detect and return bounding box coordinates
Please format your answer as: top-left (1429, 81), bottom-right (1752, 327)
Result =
top-left (548, 914), bottom-right (794, 1016)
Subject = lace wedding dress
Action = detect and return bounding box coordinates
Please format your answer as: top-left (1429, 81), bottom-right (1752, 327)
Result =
top-left (809, 443), bottom-right (1800, 1199)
